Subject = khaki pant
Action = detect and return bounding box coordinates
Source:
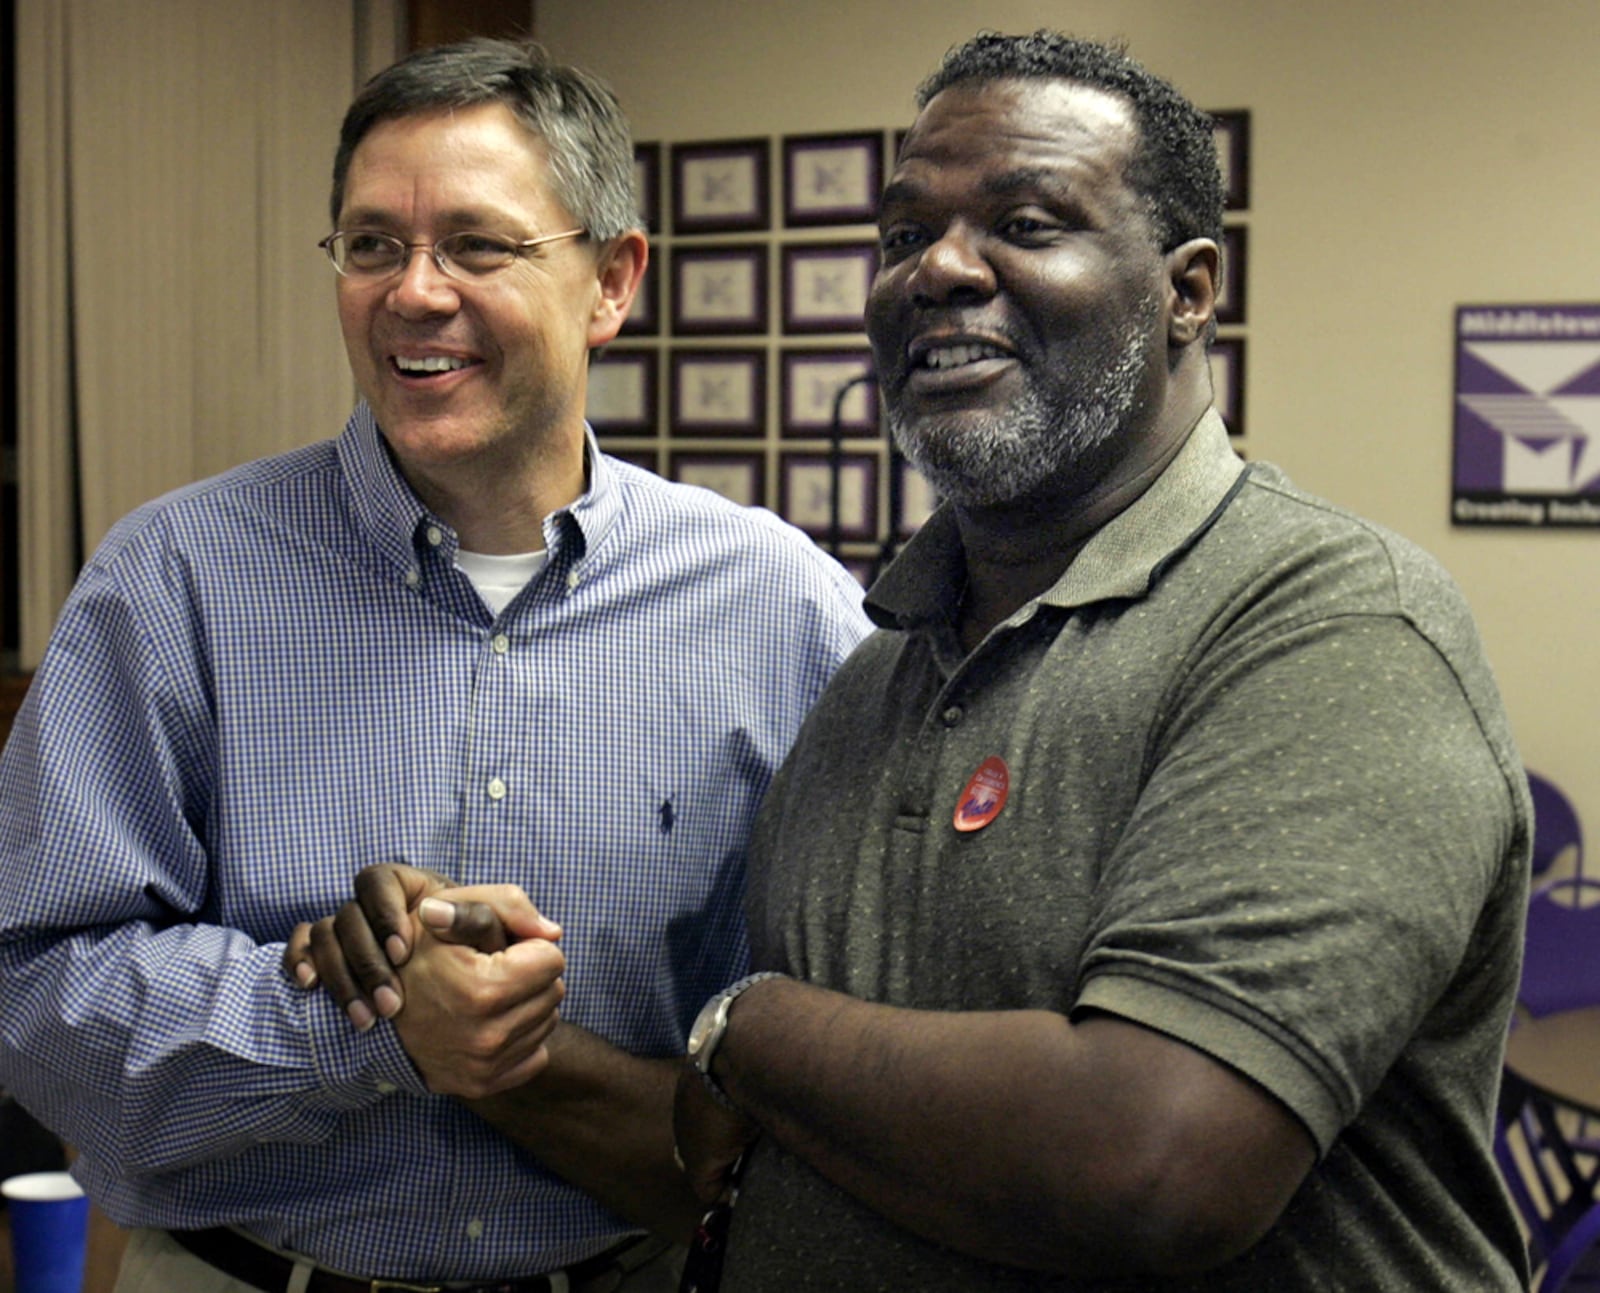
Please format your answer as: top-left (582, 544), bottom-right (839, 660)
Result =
top-left (114, 1226), bottom-right (686, 1293)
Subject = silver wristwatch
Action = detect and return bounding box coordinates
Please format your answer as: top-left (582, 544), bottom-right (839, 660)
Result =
top-left (686, 971), bottom-right (785, 1105)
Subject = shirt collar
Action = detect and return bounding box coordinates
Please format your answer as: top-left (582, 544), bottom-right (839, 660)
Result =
top-left (337, 403), bottom-right (622, 570)
top-left (567, 426), bottom-right (622, 560)
top-left (866, 408), bottom-right (1248, 629)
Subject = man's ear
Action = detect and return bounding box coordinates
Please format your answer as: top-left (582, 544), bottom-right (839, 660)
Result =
top-left (587, 230), bottom-right (649, 349)
top-left (1166, 237), bottom-right (1219, 347)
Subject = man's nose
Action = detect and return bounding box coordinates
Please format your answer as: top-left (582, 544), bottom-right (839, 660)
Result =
top-left (386, 246), bottom-right (459, 317)
top-left (907, 225), bottom-right (996, 303)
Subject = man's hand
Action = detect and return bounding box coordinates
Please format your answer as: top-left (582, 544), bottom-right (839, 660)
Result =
top-left (385, 904), bottom-right (566, 1095)
top-left (672, 1063), bottom-right (761, 1204)
top-left (283, 863), bottom-right (565, 1096)
top-left (283, 862), bottom-right (556, 1027)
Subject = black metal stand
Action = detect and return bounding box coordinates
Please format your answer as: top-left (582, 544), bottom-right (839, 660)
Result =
top-left (825, 369), bottom-right (909, 584)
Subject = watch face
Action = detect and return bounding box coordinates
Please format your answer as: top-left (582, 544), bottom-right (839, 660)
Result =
top-left (688, 1000), bottom-right (718, 1055)
top-left (688, 995), bottom-right (729, 1071)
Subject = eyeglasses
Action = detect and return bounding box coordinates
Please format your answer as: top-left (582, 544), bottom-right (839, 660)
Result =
top-left (317, 228), bottom-right (587, 281)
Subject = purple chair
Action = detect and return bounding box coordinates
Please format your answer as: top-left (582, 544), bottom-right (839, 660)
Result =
top-left (1498, 1074), bottom-right (1600, 1292)
top-left (1498, 876), bottom-right (1600, 1289)
top-left (1530, 771), bottom-right (1585, 881)
top-left (1520, 877), bottom-right (1600, 1020)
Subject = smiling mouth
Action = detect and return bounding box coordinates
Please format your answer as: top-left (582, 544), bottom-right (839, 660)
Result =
top-left (916, 341), bottom-right (1010, 371)
top-left (392, 355), bottom-right (475, 376)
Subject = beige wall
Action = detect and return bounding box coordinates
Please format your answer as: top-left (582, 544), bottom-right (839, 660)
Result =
top-left (540, 0), bottom-right (1600, 834)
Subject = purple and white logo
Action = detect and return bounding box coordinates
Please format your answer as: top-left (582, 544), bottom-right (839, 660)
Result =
top-left (1453, 304), bottom-right (1600, 527)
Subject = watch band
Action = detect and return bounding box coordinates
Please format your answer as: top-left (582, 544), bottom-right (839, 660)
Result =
top-left (686, 971), bottom-right (786, 1108)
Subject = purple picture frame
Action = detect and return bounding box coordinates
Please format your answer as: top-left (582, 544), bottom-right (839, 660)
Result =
top-left (783, 131), bottom-right (883, 227)
top-left (1209, 336), bottom-right (1247, 437)
top-left (841, 558), bottom-right (876, 588)
top-left (586, 348), bottom-right (657, 434)
top-left (670, 349), bottom-right (767, 437)
top-left (606, 448), bottom-right (661, 474)
top-left (779, 348), bottom-right (876, 437)
top-left (781, 241), bottom-right (878, 334)
top-left (780, 451), bottom-right (880, 541)
top-left (1216, 225), bottom-right (1248, 327)
top-left (896, 459), bottom-right (940, 537)
top-left (671, 139), bottom-right (771, 234)
top-left (633, 142), bottom-right (662, 233)
top-left (671, 244), bottom-right (768, 335)
top-left (670, 451), bottom-right (767, 507)
top-left (1211, 111), bottom-right (1251, 211)
top-left (620, 255), bottom-right (659, 337)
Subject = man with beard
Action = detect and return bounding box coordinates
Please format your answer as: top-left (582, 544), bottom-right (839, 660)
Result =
top-left (665, 30), bottom-right (1532, 1291)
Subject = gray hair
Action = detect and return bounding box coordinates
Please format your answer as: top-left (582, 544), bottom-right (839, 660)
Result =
top-left (330, 37), bottom-right (640, 241)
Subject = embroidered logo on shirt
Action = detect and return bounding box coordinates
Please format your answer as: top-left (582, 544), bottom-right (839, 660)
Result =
top-left (954, 756), bottom-right (1009, 832)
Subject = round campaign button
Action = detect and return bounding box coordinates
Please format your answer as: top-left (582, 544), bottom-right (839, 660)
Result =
top-left (954, 756), bottom-right (1010, 832)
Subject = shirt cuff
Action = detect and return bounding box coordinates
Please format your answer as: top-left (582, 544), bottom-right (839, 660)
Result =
top-left (302, 987), bottom-right (430, 1103)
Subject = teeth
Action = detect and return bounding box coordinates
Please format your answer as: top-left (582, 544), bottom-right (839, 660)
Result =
top-left (396, 355), bottom-right (469, 374)
top-left (919, 343), bottom-right (1006, 370)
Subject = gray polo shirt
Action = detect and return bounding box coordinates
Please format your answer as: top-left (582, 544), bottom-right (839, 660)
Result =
top-left (730, 411), bottom-right (1531, 1291)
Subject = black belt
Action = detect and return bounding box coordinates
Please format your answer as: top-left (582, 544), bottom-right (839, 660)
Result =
top-left (168, 1226), bottom-right (657, 1293)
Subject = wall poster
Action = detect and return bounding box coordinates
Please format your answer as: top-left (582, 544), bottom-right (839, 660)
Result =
top-left (1453, 303), bottom-right (1600, 527)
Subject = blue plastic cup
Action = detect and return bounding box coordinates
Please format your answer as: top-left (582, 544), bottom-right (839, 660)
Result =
top-left (2, 1171), bottom-right (90, 1293)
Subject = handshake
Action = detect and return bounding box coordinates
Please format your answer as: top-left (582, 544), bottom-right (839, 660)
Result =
top-left (283, 863), bottom-right (758, 1230)
top-left (283, 863), bottom-right (565, 1098)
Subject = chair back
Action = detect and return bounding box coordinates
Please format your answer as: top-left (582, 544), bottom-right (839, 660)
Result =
top-left (1499, 858), bottom-right (1600, 1289)
top-left (1529, 770), bottom-right (1584, 880)
top-left (1498, 1071), bottom-right (1600, 1292)
top-left (1519, 876), bottom-right (1600, 1019)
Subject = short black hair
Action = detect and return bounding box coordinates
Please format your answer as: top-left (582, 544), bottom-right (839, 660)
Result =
top-left (330, 38), bottom-right (639, 241)
top-left (916, 31), bottom-right (1224, 252)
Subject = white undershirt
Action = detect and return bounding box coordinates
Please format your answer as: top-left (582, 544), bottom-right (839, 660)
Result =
top-left (454, 548), bottom-right (549, 615)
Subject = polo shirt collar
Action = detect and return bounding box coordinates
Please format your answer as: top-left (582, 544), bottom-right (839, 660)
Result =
top-left (867, 408), bottom-right (1247, 629)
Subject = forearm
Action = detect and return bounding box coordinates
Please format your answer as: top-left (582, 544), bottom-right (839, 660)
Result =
top-left (465, 1021), bottom-right (701, 1241)
top-left (712, 980), bottom-right (1118, 1272)
top-left (711, 978), bottom-right (1310, 1276)
top-left (0, 925), bottom-right (410, 1175)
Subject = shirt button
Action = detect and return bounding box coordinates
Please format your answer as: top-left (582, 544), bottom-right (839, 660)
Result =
top-left (404, 568), bottom-right (420, 588)
top-left (487, 777), bottom-right (507, 801)
top-left (425, 526), bottom-right (444, 547)
top-left (492, 634), bottom-right (510, 655)
top-left (465, 1219), bottom-right (484, 1240)
top-left (566, 570), bottom-right (582, 590)
top-left (375, 1080), bottom-right (397, 1095)
top-left (942, 706), bottom-right (964, 727)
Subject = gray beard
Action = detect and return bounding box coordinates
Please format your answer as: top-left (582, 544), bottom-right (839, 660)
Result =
top-left (888, 320), bottom-right (1149, 509)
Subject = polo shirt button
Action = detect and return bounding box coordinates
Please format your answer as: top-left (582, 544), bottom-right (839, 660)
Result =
top-left (942, 706), bottom-right (964, 727)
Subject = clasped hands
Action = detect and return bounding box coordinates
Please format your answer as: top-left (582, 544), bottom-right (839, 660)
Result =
top-left (283, 863), bottom-right (566, 1098)
top-left (284, 862), bottom-right (760, 1205)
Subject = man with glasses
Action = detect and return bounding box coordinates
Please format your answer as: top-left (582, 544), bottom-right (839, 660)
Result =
top-left (0, 38), bottom-right (869, 1293)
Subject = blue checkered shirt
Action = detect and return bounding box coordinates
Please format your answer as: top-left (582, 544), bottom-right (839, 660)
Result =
top-left (0, 404), bottom-right (870, 1280)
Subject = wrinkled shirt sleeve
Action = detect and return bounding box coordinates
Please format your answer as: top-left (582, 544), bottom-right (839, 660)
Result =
top-left (0, 555), bottom-right (421, 1178)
